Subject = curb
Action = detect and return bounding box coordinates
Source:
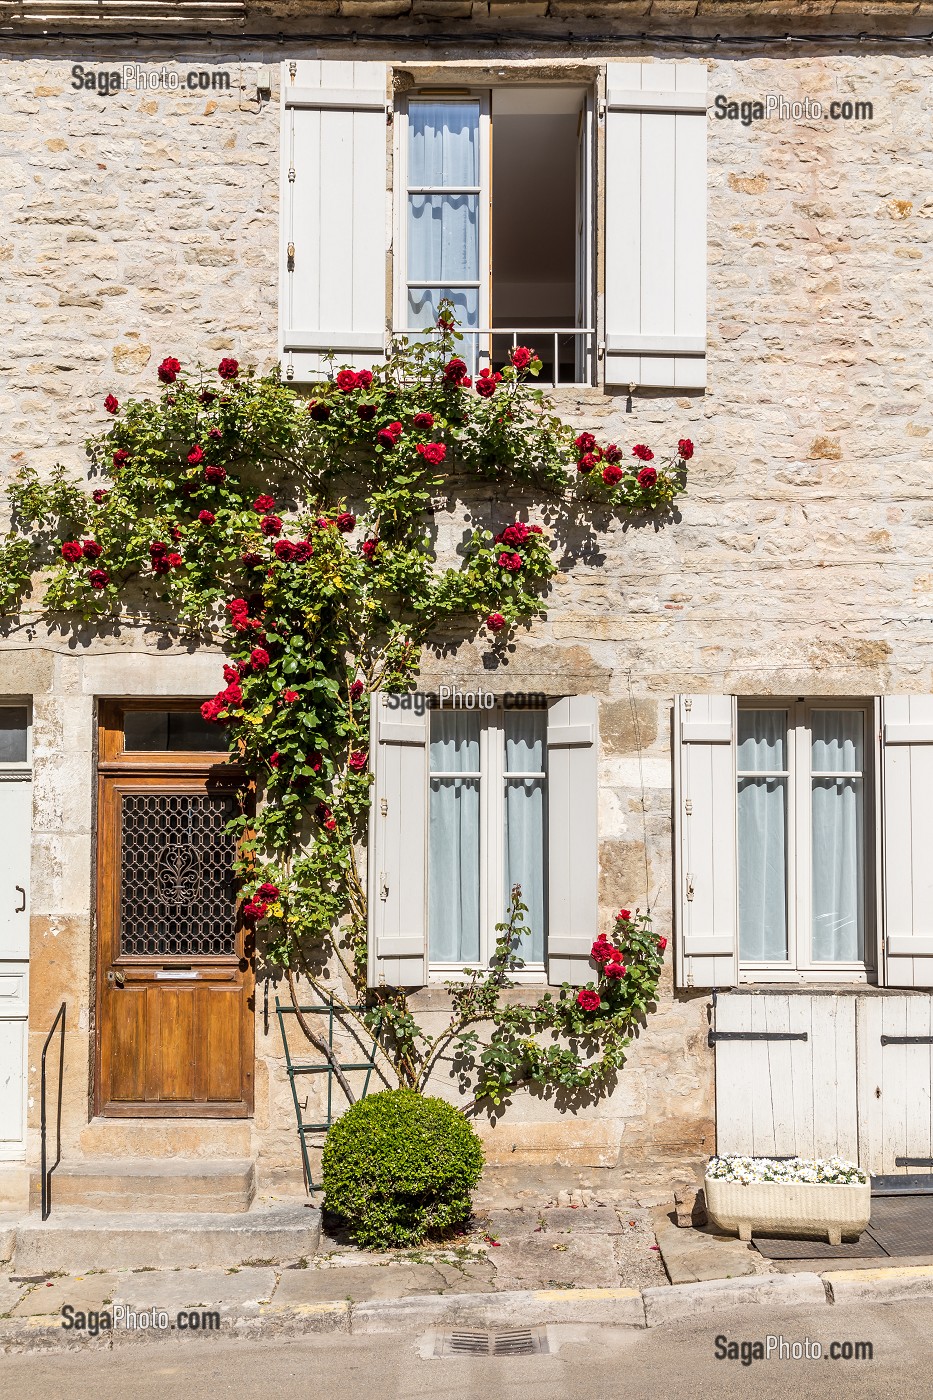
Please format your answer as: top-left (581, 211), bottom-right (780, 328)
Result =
top-left (4, 1265), bottom-right (933, 1352)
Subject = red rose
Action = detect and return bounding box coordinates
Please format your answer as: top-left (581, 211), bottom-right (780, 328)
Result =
top-left (416, 442), bottom-right (446, 466)
top-left (253, 495), bottom-right (275, 513)
top-left (92, 489), bottom-right (109, 505)
top-left (261, 515), bottom-right (283, 537)
top-left (590, 937), bottom-right (616, 966)
top-left (150, 541), bottom-right (168, 557)
top-left (158, 356), bottom-right (181, 384)
top-left (200, 389), bottom-right (216, 405)
top-left (223, 663), bottom-right (240, 683)
top-left (336, 512), bottom-right (356, 533)
top-left (308, 401), bottom-right (331, 422)
top-left (227, 596), bottom-right (249, 612)
top-left (208, 427), bottom-right (222, 441)
top-left (356, 403), bottom-right (377, 421)
top-left (386, 421), bottom-right (403, 440)
top-left (198, 510), bottom-right (215, 525)
top-left (618, 909), bottom-right (631, 921)
top-left (112, 449), bottom-right (129, 468)
top-left (577, 453), bottom-right (599, 473)
top-left (187, 444), bottom-right (204, 465)
top-left (657, 936), bottom-right (668, 953)
top-left (476, 369), bottom-right (502, 398)
top-left (678, 438), bottom-right (694, 460)
top-left (361, 538), bottom-right (378, 560)
top-left (268, 752), bottom-right (280, 768)
top-left (201, 698), bottom-right (223, 723)
top-left (221, 682), bottom-right (242, 707)
top-left (250, 647), bottom-right (270, 669)
top-left (293, 540), bottom-right (314, 562)
top-left (204, 465), bottom-right (226, 484)
top-left (486, 612), bottom-right (506, 632)
top-left (602, 464), bottom-right (623, 486)
top-left (257, 882), bottom-right (280, 901)
top-left (497, 522), bottom-right (530, 548)
top-left (604, 444), bottom-right (623, 465)
top-left (632, 444), bottom-right (654, 462)
top-left (167, 553), bottom-right (184, 568)
top-left (88, 569), bottom-right (109, 589)
top-left (241, 897), bottom-right (268, 925)
top-left (151, 558), bottom-right (170, 575)
top-left (575, 432), bottom-right (596, 454)
top-left (218, 357), bottom-right (239, 380)
top-left (348, 750), bottom-right (368, 772)
top-left (604, 962), bottom-right (627, 980)
top-left (61, 541), bottom-right (83, 563)
top-left (510, 345), bottom-right (533, 370)
top-left (104, 394), bottom-right (119, 414)
top-left (637, 466), bottom-right (657, 489)
top-left (241, 551), bottom-right (262, 568)
top-left (576, 988), bottom-right (601, 1012)
top-left (376, 429), bottom-right (397, 451)
top-left (283, 689), bottom-right (299, 704)
top-left (324, 818), bottom-right (337, 831)
top-left (349, 680), bottom-right (364, 701)
top-left (274, 539), bottom-right (296, 561)
top-left (443, 357), bottom-right (468, 385)
top-left (497, 551), bottom-right (522, 572)
top-left (81, 539), bottom-right (103, 561)
top-left (170, 526), bottom-right (181, 543)
top-left (316, 802), bottom-right (332, 823)
top-left (413, 411), bottom-right (434, 431)
top-left (336, 369), bottom-right (359, 393)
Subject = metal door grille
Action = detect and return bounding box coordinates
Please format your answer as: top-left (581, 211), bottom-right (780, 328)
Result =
top-left (120, 792), bottom-right (237, 956)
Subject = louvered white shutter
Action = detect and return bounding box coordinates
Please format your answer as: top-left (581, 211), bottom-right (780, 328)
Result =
top-left (675, 695), bottom-right (738, 988)
top-left (281, 60), bottom-right (389, 382)
top-left (546, 695), bottom-right (599, 986)
top-left (604, 61), bottom-right (708, 390)
top-left (880, 696), bottom-right (933, 988)
top-left (367, 695), bottom-right (427, 987)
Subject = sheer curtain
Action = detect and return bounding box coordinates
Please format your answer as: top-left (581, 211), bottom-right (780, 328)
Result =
top-left (737, 709), bottom-right (788, 962)
top-left (407, 102), bottom-right (480, 336)
top-left (428, 712), bottom-right (481, 964)
top-left (504, 713), bottom-right (546, 964)
top-left (811, 710), bottom-right (864, 962)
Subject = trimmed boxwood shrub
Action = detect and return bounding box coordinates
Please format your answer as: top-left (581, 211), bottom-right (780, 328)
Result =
top-left (321, 1088), bottom-right (484, 1249)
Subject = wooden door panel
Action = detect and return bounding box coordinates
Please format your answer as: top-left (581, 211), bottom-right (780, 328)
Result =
top-left (96, 746), bottom-right (253, 1118)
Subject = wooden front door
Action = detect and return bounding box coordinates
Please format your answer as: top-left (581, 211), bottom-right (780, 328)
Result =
top-left (95, 703), bottom-right (253, 1117)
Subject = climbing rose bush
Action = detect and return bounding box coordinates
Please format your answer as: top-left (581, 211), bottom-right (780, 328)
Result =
top-left (0, 314), bottom-right (689, 1107)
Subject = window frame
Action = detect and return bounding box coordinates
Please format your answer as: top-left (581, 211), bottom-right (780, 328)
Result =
top-left (737, 697), bottom-right (879, 984)
top-left (0, 699), bottom-right (32, 777)
top-left (426, 703), bottom-right (549, 984)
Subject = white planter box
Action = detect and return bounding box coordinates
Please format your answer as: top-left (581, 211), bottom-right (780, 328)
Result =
top-left (705, 1174), bottom-right (871, 1245)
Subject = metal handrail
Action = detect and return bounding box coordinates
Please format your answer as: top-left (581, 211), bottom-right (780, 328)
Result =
top-left (395, 324), bottom-right (597, 387)
top-left (40, 1001), bottom-right (66, 1222)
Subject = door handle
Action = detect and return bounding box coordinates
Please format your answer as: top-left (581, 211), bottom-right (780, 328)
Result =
top-left (106, 969), bottom-right (126, 988)
top-left (14, 885), bottom-right (25, 913)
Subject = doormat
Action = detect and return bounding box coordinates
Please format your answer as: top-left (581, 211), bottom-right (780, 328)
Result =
top-left (754, 1196), bottom-right (933, 1260)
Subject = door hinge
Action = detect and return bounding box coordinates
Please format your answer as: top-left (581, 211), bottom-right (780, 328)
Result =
top-left (380, 797), bottom-right (388, 816)
top-left (684, 798), bottom-right (693, 816)
top-left (379, 872), bottom-right (389, 901)
top-left (686, 875), bottom-right (695, 902)
top-left (287, 242), bottom-right (295, 271)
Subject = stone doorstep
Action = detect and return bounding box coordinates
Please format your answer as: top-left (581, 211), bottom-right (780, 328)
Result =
top-left (29, 1159), bottom-right (257, 1215)
top-left (651, 1206), bottom-right (764, 1285)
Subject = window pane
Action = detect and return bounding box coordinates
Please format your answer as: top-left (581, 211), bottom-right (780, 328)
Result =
top-left (408, 194), bottom-right (479, 284)
top-left (429, 713), bottom-right (480, 964)
top-left (0, 707), bottom-right (28, 763)
top-left (738, 709), bottom-right (786, 771)
top-left (407, 287), bottom-right (479, 330)
top-left (123, 710), bottom-right (228, 753)
top-left (811, 710), bottom-right (865, 962)
top-left (738, 777), bottom-right (788, 962)
top-left (811, 709), bottom-right (862, 772)
top-left (504, 713), bottom-right (547, 963)
top-left (409, 101), bottom-right (479, 187)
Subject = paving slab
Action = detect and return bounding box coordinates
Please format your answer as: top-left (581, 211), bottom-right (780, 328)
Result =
top-left (11, 1273), bottom-right (121, 1317)
top-left (112, 1267), bottom-right (278, 1311)
top-left (490, 1233), bottom-right (621, 1290)
top-left (0, 1277), bottom-right (29, 1316)
top-left (271, 1264), bottom-right (446, 1305)
top-left (481, 1206), bottom-right (623, 1239)
top-left (428, 1259), bottom-right (497, 1293)
top-left (612, 1218), bottom-right (669, 1289)
top-left (652, 1209), bottom-right (760, 1285)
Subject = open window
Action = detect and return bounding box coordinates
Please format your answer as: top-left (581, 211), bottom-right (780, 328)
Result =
top-left (396, 85), bottom-right (594, 385)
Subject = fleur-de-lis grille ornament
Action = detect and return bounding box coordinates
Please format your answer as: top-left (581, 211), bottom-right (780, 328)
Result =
top-left (157, 843), bottom-right (201, 906)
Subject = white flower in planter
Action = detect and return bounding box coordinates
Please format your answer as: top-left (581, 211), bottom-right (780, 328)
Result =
top-left (706, 1155), bottom-right (867, 1186)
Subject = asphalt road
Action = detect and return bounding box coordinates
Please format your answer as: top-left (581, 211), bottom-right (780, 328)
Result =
top-left (4, 1296), bottom-right (932, 1400)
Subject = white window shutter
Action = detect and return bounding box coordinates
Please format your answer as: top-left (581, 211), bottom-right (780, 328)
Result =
top-left (880, 696), bottom-right (933, 988)
top-left (546, 695), bottom-right (598, 986)
top-left (604, 61), bottom-right (707, 390)
top-left (675, 695), bottom-right (738, 988)
top-left (281, 60), bottom-right (388, 383)
top-left (367, 695), bottom-right (427, 987)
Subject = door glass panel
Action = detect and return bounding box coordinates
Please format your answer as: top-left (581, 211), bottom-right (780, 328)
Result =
top-left (429, 712), bottom-right (480, 964)
top-left (120, 792), bottom-right (238, 957)
top-left (503, 712), bottom-right (546, 964)
top-left (737, 709), bottom-right (788, 962)
top-left (811, 711), bottom-right (865, 962)
top-left (0, 708), bottom-right (28, 764)
top-left (123, 710), bottom-right (228, 753)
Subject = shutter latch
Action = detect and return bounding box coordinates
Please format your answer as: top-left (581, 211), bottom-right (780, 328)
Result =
top-left (287, 242), bottom-right (295, 272)
top-left (686, 875), bottom-right (695, 902)
top-left (684, 798), bottom-right (693, 815)
top-left (380, 797), bottom-right (387, 816)
top-left (379, 872), bottom-right (389, 901)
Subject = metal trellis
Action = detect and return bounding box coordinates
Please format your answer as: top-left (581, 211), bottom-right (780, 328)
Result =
top-left (275, 996), bottom-right (383, 1193)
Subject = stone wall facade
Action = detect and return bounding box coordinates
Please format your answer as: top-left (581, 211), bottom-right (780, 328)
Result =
top-left (0, 33), bottom-right (929, 1201)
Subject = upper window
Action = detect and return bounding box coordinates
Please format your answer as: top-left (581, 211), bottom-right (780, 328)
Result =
top-left (738, 702), bottom-right (871, 975)
top-left (0, 706), bottom-right (29, 766)
top-left (428, 707), bottom-right (547, 975)
top-left (397, 87), bottom-right (593, 386)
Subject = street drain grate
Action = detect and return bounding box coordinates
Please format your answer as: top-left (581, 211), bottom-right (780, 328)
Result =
top-left (434, 1327), bottom-right (548, 1358)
